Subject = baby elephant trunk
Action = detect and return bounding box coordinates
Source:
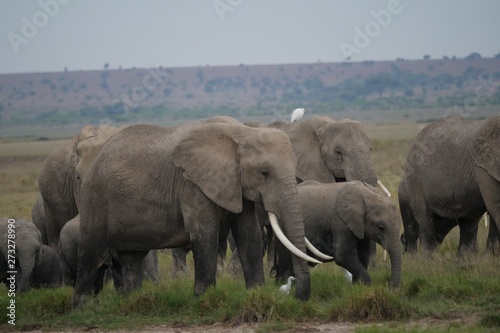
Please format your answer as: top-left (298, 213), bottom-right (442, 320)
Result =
top-left (387, 239), bottom-right (402, 288)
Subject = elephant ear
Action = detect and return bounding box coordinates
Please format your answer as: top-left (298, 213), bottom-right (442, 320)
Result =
top-left (471, 116), bottom-right (500, 182)
top-left (173, 123), bottom-right (242, 214)
top-left (336, 182), bottom-right (366, 239)
top-left (287, 116), bottom-right (336, 183)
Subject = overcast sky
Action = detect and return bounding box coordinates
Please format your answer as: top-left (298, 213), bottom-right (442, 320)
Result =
top-left (1, 0), bottom-right (499, 74)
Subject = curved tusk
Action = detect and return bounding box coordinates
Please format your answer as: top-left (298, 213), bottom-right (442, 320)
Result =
top-left (268, 213), bottom-right (322, 265)
top-left (377, 179), bottom-right (391, 197)
top-left (304, 237), bottom-right (334, 260)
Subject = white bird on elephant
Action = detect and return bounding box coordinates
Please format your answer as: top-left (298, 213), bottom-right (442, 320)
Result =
top-left (279, 276), bottom-right (295, 294)
top-left (290, 108), bottom-right (305, 123)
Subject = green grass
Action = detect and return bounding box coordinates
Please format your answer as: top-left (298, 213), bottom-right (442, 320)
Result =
top-left (1, 250), bottom-right (499, 331)
top-left (1, 121), bottom-right (499, 332)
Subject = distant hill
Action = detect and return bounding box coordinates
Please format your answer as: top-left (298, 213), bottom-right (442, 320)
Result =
top-left (1, 56), bottom-right (499, 135)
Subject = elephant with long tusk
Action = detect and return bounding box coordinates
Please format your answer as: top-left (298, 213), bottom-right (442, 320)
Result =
top-left (73, 118), bottom-right (319, 307)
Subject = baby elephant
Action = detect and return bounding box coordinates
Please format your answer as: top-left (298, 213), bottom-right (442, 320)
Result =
top-left (275, 181), bottom-right (401, 287)
top-left (0, 218), bottom-right (62, 292)
top-left (59, 215), bottom-right (159, 292)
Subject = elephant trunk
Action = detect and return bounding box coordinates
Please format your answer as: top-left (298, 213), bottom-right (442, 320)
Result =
top-left (274, 179), bottom-right (311, 301)
top-left (17, 260), bottom-right (36, 292)
top-left (387, 236), bottom-right (402, 288)
top-left (346, 151), bottom-right (378, 185)
top-left (347, 151), bottom-right (391, 196)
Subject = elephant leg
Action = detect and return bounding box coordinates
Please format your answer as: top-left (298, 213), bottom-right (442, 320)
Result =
top-left (171, 247), bottom-right (189, 277)
top-left (116, 251), bottom-right (147, 296)
top-left (399, 184), bottom-right (419, 253)
top-left (420, 214), bottom-right (456, 253)
top-left (142, 250), bottom-right (159, 282)
top-left (181, 195), bottom-right (221, 297)
top-left (266, 229), bottom-right (275, 276)
top-left (230, 200), bottom-right (265, 289)
top-left (110, 257), bottom-right (124, 292)
top-left (335, 241), bottom-right (371, 285)
top-left (94, 264), bottom-right (108, 295)
top-left (434, 216), bottom-right (458, 244)
top-left (357, 238), bottom-right (372, 270)
top-left (412, 197), bottom-right (439, 253)
top-left (486, 219), bottom-right (500, 255)
top-left (475, 166), bottom-right (500, 249)
top-left (192, 237), bottom-right (218, 296)
top-left (217, 220), bottom-right (231, 270)
top-left (73, 242), bottom-right (107, 307)
top-left (59, 252), bottom-right (76, 287)
top-left (457, 217), bottom-right (480, 255)
top-left (218, 239), bottom-right (228, 268)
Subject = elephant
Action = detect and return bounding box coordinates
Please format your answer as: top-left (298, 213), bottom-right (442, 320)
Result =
top-left (399, 115), bottom-right (500, 255)
top-left (1, 217), bottom-right (43, 292)
top-left (59, 215), bottom-right (158, 290)
top-left (32, 194), bottom-right (48, 245)
top-left (274, 181), bottom-right (401, 288)
top-left (267, 116), bottom-right (390, 194)
top-left (72, 120), bottom-right (321, 307)
top-left (247, 116), bottom-right (390, 279)
top-left (35, 124), bottom-right (128, 251)
top-left (32, 244), bottom-right (63, 288)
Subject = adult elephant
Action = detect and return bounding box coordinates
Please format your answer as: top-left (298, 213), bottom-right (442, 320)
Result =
top-left (399, 115), bottom-right (500, 254)
top-left (73, 121), bottom-right (320, 307)
top-left (1, 218), bottom-right (43, 292)
top-left (269, 116), bottom-right (390, 194)
top-left (35, 125), bottom-right (128, 251)
top-left (275, 181), bottom-right (401, 287)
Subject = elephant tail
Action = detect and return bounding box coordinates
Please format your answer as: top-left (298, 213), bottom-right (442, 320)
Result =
top-left (398, 182), bottom-right (419, 253)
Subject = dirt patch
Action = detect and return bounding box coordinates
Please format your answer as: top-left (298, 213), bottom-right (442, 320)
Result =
top-left (29, 322), bottom-right (356, 333)
top-left (24, 316), bottom-right (486, 333)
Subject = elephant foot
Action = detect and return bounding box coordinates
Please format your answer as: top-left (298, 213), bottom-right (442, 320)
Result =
top-left (72, 292), bottom-right (91, 309)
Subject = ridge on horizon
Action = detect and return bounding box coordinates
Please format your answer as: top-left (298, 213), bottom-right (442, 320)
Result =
top-left (1, 53), bottom-right (497, 76)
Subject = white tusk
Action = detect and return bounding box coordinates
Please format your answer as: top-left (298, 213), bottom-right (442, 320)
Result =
top-left (304, 237), bottom-right (334, 260)
top-left (377, 180), bottom-right (391, 197)
top-left (484, 213), bottom-right (489, 228)
top-left (268, 213), bottom-right (322, 265)
top-left (383, 249), bottom-right (388, 261)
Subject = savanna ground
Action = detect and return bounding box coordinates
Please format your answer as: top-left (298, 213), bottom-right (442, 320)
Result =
top-left (0, 121), bottom-right (499, 333)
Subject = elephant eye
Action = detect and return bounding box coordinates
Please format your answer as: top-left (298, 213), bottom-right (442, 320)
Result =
top-left (261, 169), bottom-right (269, 179)
top-left (377, 225), bottom-right (385, 233)
top-left (335, 150), bottom-right (342, 160)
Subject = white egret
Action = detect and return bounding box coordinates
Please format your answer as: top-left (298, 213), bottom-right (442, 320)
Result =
top-left (344, 270), bottom-right (353, 282)
top-left (290, 108), bottom-right (305, 123)
top-left (279, 276), bottom-right (295, 294)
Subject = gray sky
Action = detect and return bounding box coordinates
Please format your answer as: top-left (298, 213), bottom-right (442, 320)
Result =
top-left (1, 0), bottom-right (499, 74)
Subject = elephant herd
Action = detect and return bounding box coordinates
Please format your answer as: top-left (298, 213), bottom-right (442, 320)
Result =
top-left (1, 114), bottom-right (498, 309)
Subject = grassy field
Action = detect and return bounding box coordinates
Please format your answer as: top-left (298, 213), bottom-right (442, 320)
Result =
top-left (0, 121), bottom-right (499, 332)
